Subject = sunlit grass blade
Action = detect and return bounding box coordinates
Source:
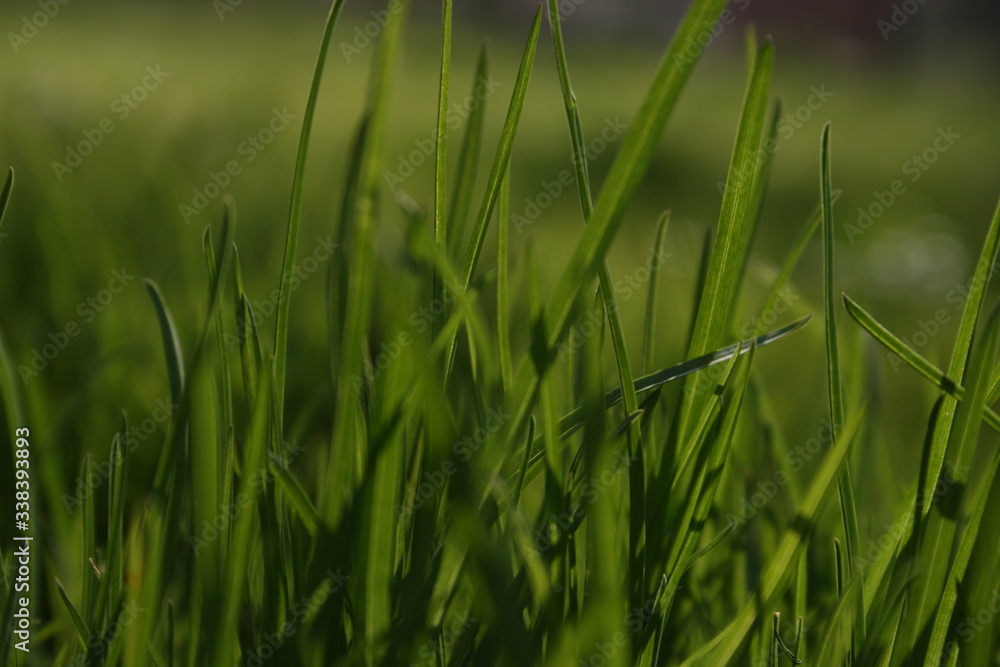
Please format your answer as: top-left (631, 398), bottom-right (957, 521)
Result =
top-left (686, 40), bottom-right (773, 359)
top-left (820, 123), bottom-right (864, 647)
top-left (919, 197), bottom-right (1000, 512)
top-left (904, 305), bottom-right (1000, 663)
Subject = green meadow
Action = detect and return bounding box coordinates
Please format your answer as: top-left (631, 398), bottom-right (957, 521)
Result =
top-left (1, 0), bottom-right (999, 664)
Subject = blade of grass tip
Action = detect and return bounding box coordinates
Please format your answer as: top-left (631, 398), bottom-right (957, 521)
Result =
top-left (106, 418), bottom-right (128, 626)
top-left (146, 280), bottom-right (186, 492)
top-left (548, 0), bottom-right (645, 603)
top-left (445, 7), bottom-right (542, 375)
top-left (728, 91), bottom-right (781, 323)
top-left (842, 294), bottom-right (1000, 434)
top-left (55, 578), bottom-right (90, 650)
top-left (681, 404), bottom-right (866, 666)
top-left (679, 40), bottom-right (774, 445)
top-left (204, 219), bottom-right (233, 438)
top-left (496, 0), bottom-right (733, 453)
top-left (431, 0), bottom-right (451, 338)
top-left (325, 0), bottom-right (408, 527)
top-left (643, 211), bottom-right (671, 373)
top-left (447, 43), bottom-right (489, 257)
top-left (919, 197), bottom-right (1000, 511)
top-left (820, 123), bottom-right (865, 645)
top-left (686, 40), bottom-right (774, 359)
top-left (273, 0), bottom-right (348, 431)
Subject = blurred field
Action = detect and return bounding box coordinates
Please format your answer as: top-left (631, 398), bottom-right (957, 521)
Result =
top-left (0, 0), bottom-right (999, 636)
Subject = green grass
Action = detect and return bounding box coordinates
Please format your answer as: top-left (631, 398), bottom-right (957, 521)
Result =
top-left (2, 1), bottom-right (1000, 665)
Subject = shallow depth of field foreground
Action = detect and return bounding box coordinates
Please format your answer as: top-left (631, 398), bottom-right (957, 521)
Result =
top-left (1, 0), bottom-right (1000, 665)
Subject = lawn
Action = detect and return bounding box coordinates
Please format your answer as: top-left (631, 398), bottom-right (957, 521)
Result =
top-left (1, 0), bottom-right (999, 665)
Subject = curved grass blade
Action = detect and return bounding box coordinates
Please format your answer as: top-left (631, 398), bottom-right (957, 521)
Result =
top-left (55, 578), bottom-right (90, 650)
top-left (273, 0), bottom-right (348, 428)
top-left (458, 8), bottom-right (541, 291)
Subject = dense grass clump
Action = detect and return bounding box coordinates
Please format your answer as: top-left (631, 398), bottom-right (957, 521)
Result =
top-left (2, 0), bottom-right (1000, 665)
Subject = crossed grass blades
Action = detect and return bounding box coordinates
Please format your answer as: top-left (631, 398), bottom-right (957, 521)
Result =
top-left (1, 0), bottom-right (999, 665)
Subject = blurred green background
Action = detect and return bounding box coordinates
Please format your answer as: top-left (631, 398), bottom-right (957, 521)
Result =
top-left (0, 0), bottom-right (998, 535)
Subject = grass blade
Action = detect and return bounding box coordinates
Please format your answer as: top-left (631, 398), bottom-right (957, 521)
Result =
top-left (273, 0), bottom-right (348, 428)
